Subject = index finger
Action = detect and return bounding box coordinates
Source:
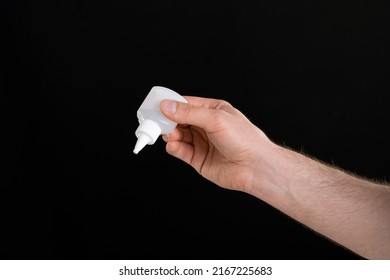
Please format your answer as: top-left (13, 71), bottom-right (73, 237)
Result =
top-left (182, 96), bottom-right (234, 111)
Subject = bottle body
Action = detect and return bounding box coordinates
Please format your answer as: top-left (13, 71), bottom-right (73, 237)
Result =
top-left (133, 86), bottom-right (187, 154)
top-left (137, 86), bottom-right (187, 134)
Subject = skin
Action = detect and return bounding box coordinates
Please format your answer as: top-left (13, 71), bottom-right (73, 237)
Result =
top-left (160, 96), bottom-right (390, 260)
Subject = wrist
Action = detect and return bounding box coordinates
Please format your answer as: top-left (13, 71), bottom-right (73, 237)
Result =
top-left (245, 142), bottom-right (318, 213)
top-left (245, 142), bottom-right (292, 202)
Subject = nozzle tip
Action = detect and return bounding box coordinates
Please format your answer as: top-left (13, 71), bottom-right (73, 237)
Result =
top-left (133, 133), bottom-right (151, 155)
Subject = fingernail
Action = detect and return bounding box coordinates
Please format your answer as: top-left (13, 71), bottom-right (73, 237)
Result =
top-left (161, 100), bottom-right (177, 114)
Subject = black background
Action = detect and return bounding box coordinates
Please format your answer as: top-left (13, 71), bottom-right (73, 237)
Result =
top-left (3, 0), bottom-right (389, 259)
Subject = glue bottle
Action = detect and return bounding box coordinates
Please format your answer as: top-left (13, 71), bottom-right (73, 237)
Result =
top-left (133, 86), bottom-right (188, 154)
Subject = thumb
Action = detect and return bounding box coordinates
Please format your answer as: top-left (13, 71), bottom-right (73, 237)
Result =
top-left (160, 99), bottom-right (216, 131)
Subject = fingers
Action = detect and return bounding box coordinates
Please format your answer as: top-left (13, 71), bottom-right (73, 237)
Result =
top-left (180, 96), bottom-right (228, 109)
top-left (160, 98), bottom-right (232, 132)
top-left (162, 127), bottom-right (195, 166)
top-left (162, 126), bottom-right (193, 144)
top-left (164, 127), bottom-right (209, 172)
top-left (165, 141), bottom-right (194, 166)
top-left (182, 96), bottom-right (239, 115)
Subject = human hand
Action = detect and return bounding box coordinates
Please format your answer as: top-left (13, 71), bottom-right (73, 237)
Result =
top-left (160, 96), bottom-right (275, 193)
top-left (161, 95), bottom-right (390, 260)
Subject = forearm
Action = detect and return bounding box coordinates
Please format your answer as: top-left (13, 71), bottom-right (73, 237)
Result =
top-left (248, 143), bottom-right (390, 259)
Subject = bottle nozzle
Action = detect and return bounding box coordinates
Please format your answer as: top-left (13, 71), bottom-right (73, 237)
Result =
top-left (133, 119), bottom-right (162, 154)
top-left (133, 132), bottom-right (152, 154)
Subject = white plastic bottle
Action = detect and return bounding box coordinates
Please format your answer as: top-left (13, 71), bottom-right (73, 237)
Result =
top-left (133, 86), bottom-right (188, 154)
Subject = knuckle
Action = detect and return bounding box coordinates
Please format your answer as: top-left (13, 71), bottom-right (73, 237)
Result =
top-left (212, 110), bottom-right (230, 130)
top-left (216, 100), bottom-right (233, 110)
